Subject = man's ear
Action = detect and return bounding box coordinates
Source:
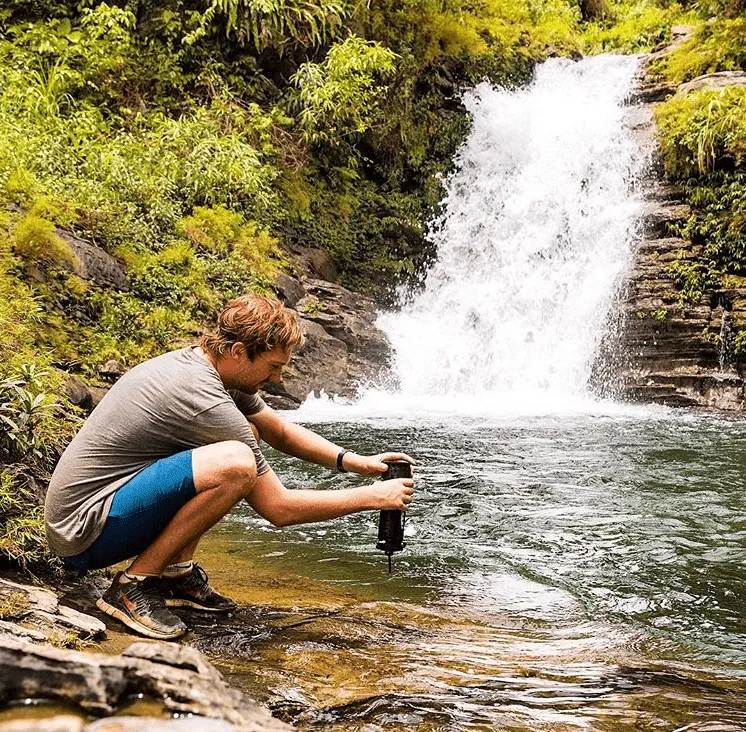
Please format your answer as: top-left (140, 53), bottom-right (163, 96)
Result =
top-left (229, 342), bottom-right (246, 360)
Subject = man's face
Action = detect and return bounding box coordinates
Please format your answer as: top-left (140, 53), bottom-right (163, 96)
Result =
top-left (235, 345), bottom-right (292, 394)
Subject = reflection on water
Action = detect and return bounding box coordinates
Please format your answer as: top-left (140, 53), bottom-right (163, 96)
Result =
top-left (192, 410), bottom-right (746, 731)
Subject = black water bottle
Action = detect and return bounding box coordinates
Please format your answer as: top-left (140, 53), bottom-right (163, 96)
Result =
top-left (376, 460), bottom-right (411, 573)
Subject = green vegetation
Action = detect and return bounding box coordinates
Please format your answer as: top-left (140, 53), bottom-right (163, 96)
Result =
top-left (656, 86), bottom-right (746, 304)
top-left (583, 0), bottom-right (692, 53)
top-left (650, 17), bottom-right (746, 84)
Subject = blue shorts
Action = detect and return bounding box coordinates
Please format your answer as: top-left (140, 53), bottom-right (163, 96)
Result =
top-left (63, 450), bottom-right (196, 576)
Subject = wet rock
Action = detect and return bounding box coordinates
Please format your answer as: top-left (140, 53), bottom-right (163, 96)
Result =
top-left (121, 642), bottom-right (216, 677)
top-left (58, 231), bottom-right (127, 291)
top-left (86, 718), bottom-right (236, 731)
top-left (0, 717), bottom-right (84, 732)
top-left (601, 36), bottom-right (746, 411)
top-left (627, 81), bottom-right (677, 104)
top-left (641, 202), bottom-right (691, 238)
top-left (0, 636), bottom-right (291, 731)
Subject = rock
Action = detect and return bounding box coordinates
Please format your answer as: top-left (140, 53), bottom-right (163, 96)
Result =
top-left (273, 273), bottom-right (306, 309)
top-left (259, 273), bottom-right (393, 406)
top-left (86, 718), bottom-right (236, 731)
top-left (57, 231), bottom-right (128, 291)
top-left (98, 361), bottom-right (125, 381)
top-left (64, 375), bottom-right (93, 411)
top-left (678, 71), bottom-right (746, 95)
top-left (596, 34), bottom-right (746, 411)
top-left (298, 280), bottom-right (391, 366)
top-left (121, 642), bottom-right (217, 677)
top-left (88, 386), bottom-right (109, 410)
top-left (64, 377), bottom-right (109, 414)
top-left (0, 578), bottom-right (59, 615)
top-left (641, 201), bottom-right (691, 238)
top-left (293, 248), bottom-right (338, 283)
top-left (0, 716), bottom-right (84, 732)
top-left (0, 636), bottom-right (291, 731)
top-left (279, 319), bottom-right (349, 402)
top-left (627, 81), bottom-right (677, 104)
top-left (0, 578), bottom-right (106, 642)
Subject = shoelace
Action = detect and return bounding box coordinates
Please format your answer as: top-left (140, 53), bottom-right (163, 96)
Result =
top-left (182, 563), bottom-right (209, 590)
top-left (125, 577), bottom-right (166, 607)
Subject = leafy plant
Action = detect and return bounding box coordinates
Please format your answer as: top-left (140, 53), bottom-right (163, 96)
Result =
top-left (666, 257), bottom-right (720, 303)
top-left (656, 86), bottom-right (746, 178)
top-left (650, 17), bottom-right (746, 84)
top-left (290, 36), bottom-right (397, 144)
top-left (0, 366), bottom-right (55, 463)
top-left (0, 469), bottom-right (53, 569)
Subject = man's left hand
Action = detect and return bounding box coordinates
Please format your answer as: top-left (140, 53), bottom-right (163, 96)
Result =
top-left (343, 452), bottom-right (415, 477)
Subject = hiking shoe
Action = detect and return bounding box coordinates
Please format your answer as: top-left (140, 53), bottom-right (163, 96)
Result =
top-left (96, 572), bottom-right (187, 640)
top-left (162, 563), bottom-right (237, 613)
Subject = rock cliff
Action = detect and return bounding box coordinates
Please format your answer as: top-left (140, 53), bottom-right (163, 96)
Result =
top-left (607, 27), bottom-right (746, 410)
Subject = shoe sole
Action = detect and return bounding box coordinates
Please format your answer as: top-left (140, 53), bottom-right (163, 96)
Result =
top-left (165, 598), bottom-right (236, 613)
top-left (96, 597), bottom-right (186, 640)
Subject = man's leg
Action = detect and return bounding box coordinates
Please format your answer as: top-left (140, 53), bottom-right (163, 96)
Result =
top-left (125, 440), bottom-right (256, 575)
top-left (95, 441), bottom-right (257, 639)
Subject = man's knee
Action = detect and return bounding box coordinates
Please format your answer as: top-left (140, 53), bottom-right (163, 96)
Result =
top-left (193, 441), bottom-right (257, 495)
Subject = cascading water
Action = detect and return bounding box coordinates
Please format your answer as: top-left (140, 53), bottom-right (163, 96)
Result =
top-left (377, 55), bottom-right (647, 408)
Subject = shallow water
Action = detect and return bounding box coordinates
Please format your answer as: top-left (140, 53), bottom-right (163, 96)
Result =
top-left (192, 406), bottom-right (746, 731)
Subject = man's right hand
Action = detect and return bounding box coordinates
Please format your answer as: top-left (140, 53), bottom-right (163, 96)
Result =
top-left (372, 478), bottom-right (415, 511)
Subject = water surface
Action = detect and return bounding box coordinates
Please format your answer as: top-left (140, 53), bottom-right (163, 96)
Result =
top-left (196, 407), bottom-right (746, 731)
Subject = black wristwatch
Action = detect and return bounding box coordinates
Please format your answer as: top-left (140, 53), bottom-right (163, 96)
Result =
top-left (336, 449), bottom-right (351, 473)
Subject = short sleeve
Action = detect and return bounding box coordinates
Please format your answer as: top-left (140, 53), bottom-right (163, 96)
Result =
top-left (229, 390), bottom-right (266, 417)
top-left (193, 402), bottom-right (269, 476)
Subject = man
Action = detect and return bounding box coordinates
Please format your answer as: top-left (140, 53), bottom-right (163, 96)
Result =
top-left (45, 294), bottom-right (415, 640)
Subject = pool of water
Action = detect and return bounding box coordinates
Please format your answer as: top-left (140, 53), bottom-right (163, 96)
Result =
top-left (193, 405), bottom-right (746, 731)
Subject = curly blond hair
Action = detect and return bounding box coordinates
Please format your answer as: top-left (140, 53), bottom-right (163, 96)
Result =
top-left (200, 294), bottom-right (304, 360)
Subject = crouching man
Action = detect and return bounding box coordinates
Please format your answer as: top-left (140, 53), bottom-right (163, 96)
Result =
top-left (45, 294), bottom-right (414, 640)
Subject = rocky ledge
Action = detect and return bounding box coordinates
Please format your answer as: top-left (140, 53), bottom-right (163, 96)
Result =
top-left (608, 27), bottom-right (746, 410)
top-left (61, 236), bottom-right (392, 413)
top-left (0, 577), bottom-right (290, 731)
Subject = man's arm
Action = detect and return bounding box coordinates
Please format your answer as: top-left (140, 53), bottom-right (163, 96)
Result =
top-left (247, 466), bottom-right (414, 527)
top-left (248, 405), bottom-right (413, 476)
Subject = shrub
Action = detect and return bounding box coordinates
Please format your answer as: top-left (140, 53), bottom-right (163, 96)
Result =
top-left (0, 469), bottom-right (53, 570)
top-left (655, 86), bottom-right (746, 178)
top-left (290, 36), bottom-right (397, 143)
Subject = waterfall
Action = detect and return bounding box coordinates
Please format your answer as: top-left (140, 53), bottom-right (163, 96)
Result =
top-left (377, 55), bottom-right (646, 407)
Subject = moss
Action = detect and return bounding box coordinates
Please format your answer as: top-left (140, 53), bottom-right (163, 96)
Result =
top-left (12, 213), bottom-right (77, 266)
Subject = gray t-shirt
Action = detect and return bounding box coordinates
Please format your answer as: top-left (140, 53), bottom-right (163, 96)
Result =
top-left (45, 346), bottom-right (269, 557)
